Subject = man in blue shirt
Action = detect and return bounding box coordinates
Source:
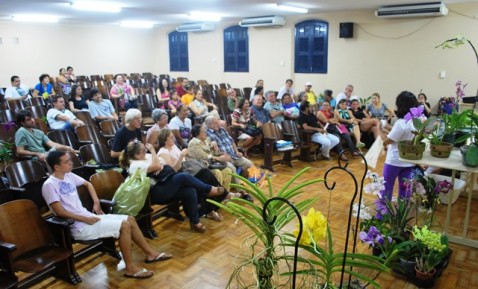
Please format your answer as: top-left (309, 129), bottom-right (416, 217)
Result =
top-left (251, 94), bottom-right (270, 125)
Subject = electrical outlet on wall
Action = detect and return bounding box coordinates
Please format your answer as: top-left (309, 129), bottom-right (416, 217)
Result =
top-left (439, 71), bottom-right (446, 79)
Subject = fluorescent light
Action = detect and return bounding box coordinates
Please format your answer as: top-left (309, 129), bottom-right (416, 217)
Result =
top-left (71, 1), bottom-right (121, 13)
top-left (189, 12), bottom-right (222, 22)
top-left (13, 14), bottom-right (59, 23)
top-left (120, 21), bottom-right (154, 28)
top-left (277, 4), bottom-right (308, 13)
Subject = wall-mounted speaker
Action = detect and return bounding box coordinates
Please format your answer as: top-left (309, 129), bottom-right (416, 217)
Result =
top-left (339, 22), bottom-right (354, 38)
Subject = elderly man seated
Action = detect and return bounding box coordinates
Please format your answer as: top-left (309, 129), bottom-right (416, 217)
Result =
top-left (205, 115), bottom-right (253, 178)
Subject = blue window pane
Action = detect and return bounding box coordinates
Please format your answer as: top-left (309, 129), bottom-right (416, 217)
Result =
top-left (294, 20), bottom-right (328, 74)
top-left (224, 25), bottom-right (249, 72)
top-left (169, 31), bottom-right (189, 72)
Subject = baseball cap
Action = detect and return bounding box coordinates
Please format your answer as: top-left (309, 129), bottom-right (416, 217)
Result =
top-left (305, 82), bottom-right (312, 86)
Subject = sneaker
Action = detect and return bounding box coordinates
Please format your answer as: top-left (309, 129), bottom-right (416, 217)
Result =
top-left (320, 151), bottom-right (331, 160)
top-left (356, 142), bottom-right (366, 149)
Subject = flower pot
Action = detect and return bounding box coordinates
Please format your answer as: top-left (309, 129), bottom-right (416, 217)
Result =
top-left (399, 258), bottom-right (417, 275)
top-left (415, 267), bottom-right (436, 280)
top-left (398, 141), bottom-right (425, 160)
top-left (442, 133), bottom-right (456, 146)
top-left (430, 142), bottom-right (453, 158)
top-left (460, 145), bottom-right (478, 167)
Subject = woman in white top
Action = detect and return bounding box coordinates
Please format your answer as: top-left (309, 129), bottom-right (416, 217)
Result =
top-left (381, 91), bottom-right (418, 200)
top-left (120, 140), bottom-right (224, 233)
top-left (189, 90), bottom-right (218, 118)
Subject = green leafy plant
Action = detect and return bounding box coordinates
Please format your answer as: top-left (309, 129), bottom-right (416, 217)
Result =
top-left (209, 167), bottom-right (321, 289)
top-left (0, 140), bottom-right (14, 167)
top-left (412, 226), bottom-right (449, 274)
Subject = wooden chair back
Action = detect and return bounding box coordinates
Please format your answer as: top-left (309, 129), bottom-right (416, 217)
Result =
top-left (90, 170), bottom-right (124, 201)
top-left (243, 87), bottom-right (252, 98)
top-left (47, 129), bottom-right (80, 150)
top-left (5, 160), bottom-right (47, 188)
top-left (0, 110), bottom-right (16, 124)
top-left (79, 143), bottom-right (114, 165)
top-left (7, 99), bottom-right (27, 110)
top-left (73, 111), bottom-right (96, 126)
top-left (27, 105), bottom-right (47, 119)
top-left (26, 97), bottom-right (46, 108)
top-left (75, 124), bottom-right (107, 146)
top-left (34, 118), bottom-right (50, 134)
top-left (99, 119), bottom-right (120, 138)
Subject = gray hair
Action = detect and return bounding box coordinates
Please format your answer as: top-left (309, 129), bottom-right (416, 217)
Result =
top-left (205, 115), bottom-right (218, 127)
top-left (152, 108), bottom-right (167, 122)
top-left (265, 90), bottom-right (275, 98)
top-left (124, 108), bottom-right (141, 124)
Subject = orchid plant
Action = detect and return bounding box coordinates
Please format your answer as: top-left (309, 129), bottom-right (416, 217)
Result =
top-left (412, 225), bottom-right (449, 274)
top-left (404, 106), bottom-right (435, 145)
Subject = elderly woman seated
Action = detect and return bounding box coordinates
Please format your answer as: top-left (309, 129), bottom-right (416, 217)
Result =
top-left (146, 108), bottom-right (170, 150)
top-left (157, 129), bottom-right (250, 221)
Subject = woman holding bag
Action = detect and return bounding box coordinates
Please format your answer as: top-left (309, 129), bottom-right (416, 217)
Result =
top-left (119, 140), bottom-right (224, 233)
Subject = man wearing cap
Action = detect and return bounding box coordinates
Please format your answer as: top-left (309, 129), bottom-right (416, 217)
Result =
top-left (298, 82), bottom-right (320, 105)
top-left (277, 79), bottom-right (296, 101)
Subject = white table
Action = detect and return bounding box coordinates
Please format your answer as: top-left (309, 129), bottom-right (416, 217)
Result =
top-left (400, 148), bottom-right (478, 248)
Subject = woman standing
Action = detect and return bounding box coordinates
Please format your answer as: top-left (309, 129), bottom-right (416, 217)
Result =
top-left (110, 74), bottom-right (137, 110)
top-left (381, 91), bottom-right (419, 200)
top-left (68, 84), bottom-right (89, 112)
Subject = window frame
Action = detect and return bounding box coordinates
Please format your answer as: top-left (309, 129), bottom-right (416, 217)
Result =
top-left (169, 31), bottom-right (189, 72)
top-left (294, 20), bottom-right (329, 74)
top-left (223, 25), bottom-right (249, 72)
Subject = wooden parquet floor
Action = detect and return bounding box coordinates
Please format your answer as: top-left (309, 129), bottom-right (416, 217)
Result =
top-left (30, 152), bottom-right (478, 289)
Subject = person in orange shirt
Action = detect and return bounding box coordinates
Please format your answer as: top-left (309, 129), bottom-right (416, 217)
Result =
top-left (181, 84), bottom-right (195, 105)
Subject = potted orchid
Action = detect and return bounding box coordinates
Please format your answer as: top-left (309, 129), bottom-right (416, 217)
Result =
top-left (412, 226), bottom-right (449, 280)
top-left (398, 106), bottom-right (435, 160)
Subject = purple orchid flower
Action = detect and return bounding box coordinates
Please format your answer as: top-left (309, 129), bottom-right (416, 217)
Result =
top-left (404, 106), bottom-right (425, 122)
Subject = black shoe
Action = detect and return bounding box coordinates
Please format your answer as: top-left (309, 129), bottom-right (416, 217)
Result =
top-left (165, 211), bottom-right (185, 221)
top-left (240, 192), bottom-right (254, 203)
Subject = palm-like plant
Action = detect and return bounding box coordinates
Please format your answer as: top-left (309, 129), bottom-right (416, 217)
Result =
top-left (209, 167), bottom-right (322, 289)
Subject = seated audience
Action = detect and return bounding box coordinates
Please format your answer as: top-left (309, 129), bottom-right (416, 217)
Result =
top-left (249, 79), bottom-right (264, 101)
top-left (180, 84), bottom-right (195, 105)
top-left (277, 79), bottom-right (296, 101)
top-left (365, 92), bottom-right (395, 132)
top-left (42, 150), bottom-right (170, 279)
top-left (47, 95), bottom-right (84, 130)
top-left (264, 90), bottom-right (286, 124)
top-left (15, 110), bottom-right (75, 161)
top-left (88, 88), bottom-right (118, 122)
top-left (58, 68), bottom-right (72, 96)
top-left (418, 92), bottom-right (432, 117)
top-left (317, 100), bottom-right (360, 158)
top-left (189, 89), bottom-right (218, 119)
top-left (297, 101), bottom-right (342, 160)
top-left (349, 99), bottom-right (381, 140)
top-left (5, 75), bottom-right (31, 100)
top-left (231, 98), bottom-right (261, 158)
top-left (168, 105), bottom-right (192, 147)
top-left (335, 84), bottom-right (354, 105)
top-left (227, 88), bottom-right (243, 112)
top-left (155, 78), bottom-right (171, 109)
top-left (297, 82), bottom-right (319, 104)
top-left (282, 93), bottom-right (300, 120)
top-left (111, 109), bottom-right (143, 159)
top-left (146, 109), bottom-right (169, 150)
top-left (110, 74), bottom-right (137, 110)
top-left (250, 86), bottom-right (265, 103)
top-left (69, 84), bottom-right (89, 112)
top-left (206, 115), bottom-right (254, 178)
top-left (168, 90), bottom-right (182, 116)
top-left (323, 89), bottom-right (336, 110)
top-left (33, 73), bottom-right (56, 98)
top-left (251, 94), bottom-right (270, 124)
top-left (176, 77), bottom-right (189, 97)
top-left (66, 66), bottom-right (77, 83)
top-left (335, 99), bottom-right (365, 149)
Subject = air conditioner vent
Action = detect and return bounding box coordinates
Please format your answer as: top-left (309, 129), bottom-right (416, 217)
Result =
top-left (375, 2), bottom-right (448, 18)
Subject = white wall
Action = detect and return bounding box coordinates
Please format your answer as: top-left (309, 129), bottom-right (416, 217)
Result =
top-left (1, 3), bottom-right (477, 109)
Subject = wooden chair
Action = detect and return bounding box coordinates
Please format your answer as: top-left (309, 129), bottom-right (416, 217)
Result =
top-left (0, 109), bottom-right (16, 124)
top-left (27, 97), bottom-right (46, 108)
top-left (27, 105), bottom-right (47, 119)
top-left (34, 118), bottom-right (50, 134)
top-left (281, 120), bottom-right (318, 162)
top-left (5, 159), bottom-right (47, 188)
top-left (0, 200), bottom-right (79, 288)
top-left (99, 119), bottom-right (120, 138)
top-left (0, 123), bottom-right (19, 142)
top-left (90, 75), bottom-right (103, 81)
top-left (75, 124), bottom-right (107, 146)
top-left (73, 111), bottom-right (96, 126)
top-left (219, 83), bottom-right (230, 89)
top-left (79, 143), bottom-right (115, 166)
top-left (243, 87), bottom-right (252, 98)
top-left (90, 170), bottom-right (157, 239)
top-left (261, 122), bottom-right (295, 172)
top-left (7, 99), bottom-right (27, 110)
top-left (47, 129), bottom-right (81, 150)
top-left (137, 94), bottom-right (155, 126)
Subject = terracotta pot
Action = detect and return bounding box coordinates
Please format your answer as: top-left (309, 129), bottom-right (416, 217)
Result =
top-left (415, 266), bottom-right (436, 280)
top-left (398, 141), bottom-right (425, 160)
top-left (430, 142), bottom-right (453, 158)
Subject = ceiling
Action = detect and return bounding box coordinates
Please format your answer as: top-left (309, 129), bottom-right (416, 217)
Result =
top-left (0, 0), bottom-right (474, 26)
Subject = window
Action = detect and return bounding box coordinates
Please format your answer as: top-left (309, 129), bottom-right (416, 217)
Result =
top-left (224, 26), bottom-right (249, 72)
top-left (169, 31), bottom-right (189, 72)
top-left (294, 20), bottom-right (328, 73)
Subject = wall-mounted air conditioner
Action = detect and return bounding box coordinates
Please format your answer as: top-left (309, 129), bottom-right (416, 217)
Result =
top-left (375, 2), bottom-right (448, 18)
top-left (176, 22), bottom-right (215, 32)
top-left (239, 16), bottom-right (286, 27)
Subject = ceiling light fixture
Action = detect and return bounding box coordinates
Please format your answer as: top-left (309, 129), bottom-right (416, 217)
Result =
top-left (13, 14), bottom-right (59, 23)
top-left (71, 1), bottom-right (121, 13)
top-left (189, 12), bottom-right (222, 22)
top-left (277, 4), bottom-right (308, 14)
top-left (120, 21), bottom-right (154, 28)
